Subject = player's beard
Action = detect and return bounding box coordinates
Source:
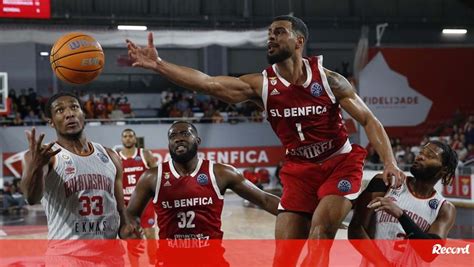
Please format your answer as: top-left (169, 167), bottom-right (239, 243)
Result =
top-left (267, 48), bottom-right (292, 64)
top-left (123, 143), bottom-right (135, 149)
top-left (170, 142), bottom-right (198, 164)
top-left (60, 126), bottom-right (84, 141)
top-left (410, 164), bottom-right (442, 182)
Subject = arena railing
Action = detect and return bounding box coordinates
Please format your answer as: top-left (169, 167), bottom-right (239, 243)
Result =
top-left (0, 116), bottom-right (265, 126)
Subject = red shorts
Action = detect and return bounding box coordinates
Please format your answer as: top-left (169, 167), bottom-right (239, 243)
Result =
top-left (279, 144), bottom-right (367, 214)
top-left (125, 200), bottom-right (156, 228)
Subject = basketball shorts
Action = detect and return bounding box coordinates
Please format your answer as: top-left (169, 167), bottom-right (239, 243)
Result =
top-left (125, 199), bottom-right (156, 228)
top-left (279, 144), bottom-right (367, 214)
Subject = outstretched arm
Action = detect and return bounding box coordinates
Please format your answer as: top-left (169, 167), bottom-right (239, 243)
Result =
top-left (127, 32), bottom-right (262, 105)
top-left (214, 164), bottom-right (280, 215)
top-left (326, 69), bottom-right (405, 187)
top-left (21, 128), bottom-right (61, 204)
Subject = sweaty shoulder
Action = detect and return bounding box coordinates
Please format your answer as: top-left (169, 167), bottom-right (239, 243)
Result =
top-left (213, 162), bottom-right (240, 176)
top-left (212, 163), bottom-right (242, 189)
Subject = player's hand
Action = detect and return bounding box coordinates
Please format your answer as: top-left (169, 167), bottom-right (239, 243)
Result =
top-left (25, 127), bottom-right (60, 168)
top-left (367, 197), bottom-right (404, 219)
top-left (126, 32), bottom-right (160, 70)
top-left (382, 162), bottom-right (405, 188)
top-left (119, 222), bottom-right (144, 239)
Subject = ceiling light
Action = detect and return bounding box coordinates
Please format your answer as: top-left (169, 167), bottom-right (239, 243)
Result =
top-left (442, 29), bottom-right (467, 35)
top-left (117, 25), bottom-right (147, 31)
top-left (40, 52), bottom-right (49, 56)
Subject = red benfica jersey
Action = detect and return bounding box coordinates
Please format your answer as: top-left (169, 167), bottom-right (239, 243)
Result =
top-left (262, 56), bottom-right (350, 163)
top-left (120, 148), bottom-right (149, 202)
top-left (153, 159), bottom-right (224, 247)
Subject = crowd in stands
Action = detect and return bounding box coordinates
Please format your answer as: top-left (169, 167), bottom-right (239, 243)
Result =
top-left (366, 114), bottom-right (474, 168)
top-left (1, 88), bottom-right (264, 125)
top-left (158, 90), bottom-right (263, 123)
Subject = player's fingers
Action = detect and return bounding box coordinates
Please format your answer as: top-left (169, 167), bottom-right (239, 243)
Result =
top-left (25, 130), bottom-right (33, 149)
top-left (47, 148), bottom-right (62, 158)
top-left (44, 142), bottom-right (55, 152)
top-left (30, 127), bottom-right (37, 148)
top-left (381, 172), bottom-right (390, 186)
top-left (37, 133), bottom-right (45, 150)
top-left (148, 32), bottom-right (154, 48)
top-left (129, 40), bottom-right (139, 50)
top-left (367, 197), bottom-right (383, 208)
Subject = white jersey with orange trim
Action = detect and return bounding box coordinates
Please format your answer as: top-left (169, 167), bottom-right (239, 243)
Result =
top-left (42, 142), bottom-right (123, 256)
top-left (361, 178), bottom-right (446, 267)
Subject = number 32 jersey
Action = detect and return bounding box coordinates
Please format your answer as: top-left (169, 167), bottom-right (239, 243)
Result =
top-left (262, 56), bottom-right (350, 163)
top-left (153, 159), bottom-right (224, 245)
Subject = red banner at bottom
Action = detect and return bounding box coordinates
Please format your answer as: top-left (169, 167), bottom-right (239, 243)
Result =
top-left (0, 239), bottom-right (472, 266)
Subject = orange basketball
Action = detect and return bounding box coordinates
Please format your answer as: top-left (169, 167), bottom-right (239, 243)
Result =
top-left (50, 32), bottom-right (105, 84)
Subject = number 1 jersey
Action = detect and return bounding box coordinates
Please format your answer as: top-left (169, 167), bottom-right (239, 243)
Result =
top-left (262, 56), bottom-right (350, 163)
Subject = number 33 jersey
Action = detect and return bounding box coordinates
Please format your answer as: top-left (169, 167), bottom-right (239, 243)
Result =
top-left (153, 159), bottom-right (224, 244)
top-left (43, 142), bottom-right (120, 240)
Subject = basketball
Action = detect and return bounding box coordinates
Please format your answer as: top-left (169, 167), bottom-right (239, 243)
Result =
top-left (50, 32), bottom-right (104, 84)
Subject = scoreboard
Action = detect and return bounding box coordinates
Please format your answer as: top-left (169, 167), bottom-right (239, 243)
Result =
top-left (0, 0), bottom-right (50, 19)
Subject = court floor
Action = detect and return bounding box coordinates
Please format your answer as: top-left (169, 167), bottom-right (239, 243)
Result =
top-left (0, 192), bottom-right (350, 239)
top-left (1, 192), bottom-right (471, 239)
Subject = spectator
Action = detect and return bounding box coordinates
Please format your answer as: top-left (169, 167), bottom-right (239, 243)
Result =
top-left (456, 143), bottom-right (468, 162)
top-left (211, 110), bottom-right (224, 123)
top-left (182, 107), bottom-right (194, 118)
top-left (116, 91), bottom-right (129, 105)
top-left (464, 115), bottom-right (474, 145)
top-left (9, 89), bottom-right (17, 110)
top-left (394, 144), bottom-right (405, 163)
top-left (27, 88), bottom-right (38, 107)
top-left (450, 133), bottom-right (462, 150)
top-left (2, 180), bottom-right (26, 213)
top-left (403, 146), bottom-right (415, 165)
top-left (84, 94), bottom-right (95, 119)
top-left (168, 104), bottom-right (182, 118)
top-left (95, 97), bottom-right (108, 119)
top-left (366, 144), bottom-right (380, 164)
top-left (12, 112), bottom-right (24, 126)
top-left (109, 105), bottom-right (126, 120)
top-left (24, 109), bottom-right (40, 126)
top-left (176, 94), bottom-right (190, 113)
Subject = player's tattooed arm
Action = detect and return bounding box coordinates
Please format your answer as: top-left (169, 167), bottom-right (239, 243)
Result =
top-left (325, 69), bottom-right (405, 188)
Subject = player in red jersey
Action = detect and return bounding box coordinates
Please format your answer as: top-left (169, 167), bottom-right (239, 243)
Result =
top-left (125, 121), bottom-right (280, 266)
top-left (126, 15), bottom-right (405, 266)
top-left (119, 128), bottom-right (158, 266)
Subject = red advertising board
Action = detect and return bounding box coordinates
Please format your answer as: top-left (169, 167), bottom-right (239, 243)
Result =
top-left (2, 146), bottom-right (286, 177)
top-left (0, 0), bottom-right (50, 19)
